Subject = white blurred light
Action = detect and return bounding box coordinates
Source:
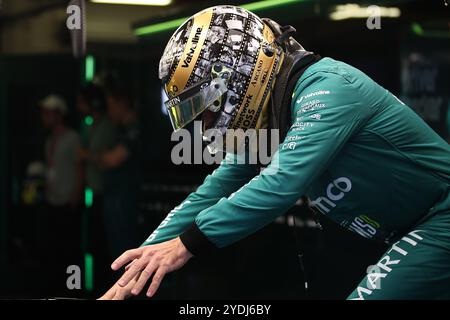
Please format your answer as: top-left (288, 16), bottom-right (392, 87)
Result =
top-left (91, 0), bottom-right (172, 6)
top-left (330, 4), bottom-right (401, 21)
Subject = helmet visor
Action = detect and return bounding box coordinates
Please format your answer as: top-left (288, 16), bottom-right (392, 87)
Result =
top-left (164, 77), bottom-right (228, 131)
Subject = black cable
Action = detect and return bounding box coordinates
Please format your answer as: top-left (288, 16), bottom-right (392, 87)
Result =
top-left (290, 214), bottom-right (309, 294)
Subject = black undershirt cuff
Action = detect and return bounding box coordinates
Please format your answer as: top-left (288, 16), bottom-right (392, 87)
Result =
top-left (179, 222), bottom-right (219, 257)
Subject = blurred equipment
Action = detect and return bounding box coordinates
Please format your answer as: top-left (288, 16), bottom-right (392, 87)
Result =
top-left (68, 0), bottom-right (87, 58)
top-left (22, 162), bottom-right (46, 206)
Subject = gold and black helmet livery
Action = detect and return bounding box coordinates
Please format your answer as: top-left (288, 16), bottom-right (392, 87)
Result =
top-left (159, 5), bottom-right (285, 152)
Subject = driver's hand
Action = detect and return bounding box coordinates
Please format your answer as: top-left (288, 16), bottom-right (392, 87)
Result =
top-left (98, 273), bottom-right (140, 300)
top-left (98, 237), bottom-right (193, 300)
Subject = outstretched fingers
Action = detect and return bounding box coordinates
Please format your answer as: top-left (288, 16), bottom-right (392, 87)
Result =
top-left (111, 248), bottom-right (143, 271)
top-left (131, 262), bottom-right (158, 296)
top-left (147, 267), bottom-right (168, 298)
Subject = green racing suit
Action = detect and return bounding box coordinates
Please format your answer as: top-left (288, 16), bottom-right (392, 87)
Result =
top-left (142, 57), bottom-right (450, 299)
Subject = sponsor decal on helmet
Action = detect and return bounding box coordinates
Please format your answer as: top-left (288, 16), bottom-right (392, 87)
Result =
top-left (182, 27), bottom-right (204, 68)
top-left (166, 9), bottom-right (213, 97)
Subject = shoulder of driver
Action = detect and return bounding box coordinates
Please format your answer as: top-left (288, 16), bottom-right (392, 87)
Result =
top-left (284, 57), bottom-right (378, 144)
top-left (293, 57), bottom-right (378, 111)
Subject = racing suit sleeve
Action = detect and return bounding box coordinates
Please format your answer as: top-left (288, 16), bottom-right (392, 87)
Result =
top-left (179, 71), bottom-right (375, 255)
top-left (141, 153), bottom-right (258, 246)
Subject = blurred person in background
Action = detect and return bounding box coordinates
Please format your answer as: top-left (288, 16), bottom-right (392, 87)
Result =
top-left (40, 94), bottom-right (83, 295)
top-left (87, 87), bottom-right (142, 262)
top-left (77, 83), bottom-right (117, 292)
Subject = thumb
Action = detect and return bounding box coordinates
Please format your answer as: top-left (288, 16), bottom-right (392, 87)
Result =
top-left (97, 286), bottom-right (116, 300)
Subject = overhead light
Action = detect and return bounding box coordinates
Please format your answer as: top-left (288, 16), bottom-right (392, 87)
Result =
top-left (135, 17), bottom-right (187, 36)
top-left (330, 4), bottom-right (400, 21)
top-left (134, 0), bottom-right (307, 36)
top-left (91, 0), bottom-right (172, 6)
top-left (241, 0), bottom-right (306, 12)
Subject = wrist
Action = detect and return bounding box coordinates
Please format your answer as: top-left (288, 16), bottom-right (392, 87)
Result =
top-left (179, 222), bottom-right (219, 257)
top-left (177, 237), bottom-right (193, 260)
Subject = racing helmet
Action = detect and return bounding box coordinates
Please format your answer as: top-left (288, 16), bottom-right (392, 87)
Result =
top-left (159, 5), bottom-right (284, 153)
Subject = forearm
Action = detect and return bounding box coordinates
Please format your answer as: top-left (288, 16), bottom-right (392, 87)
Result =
top-left (142, 155), bottom-right (258, 247)
top-left (180, 165), bottom-right (306, 254)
